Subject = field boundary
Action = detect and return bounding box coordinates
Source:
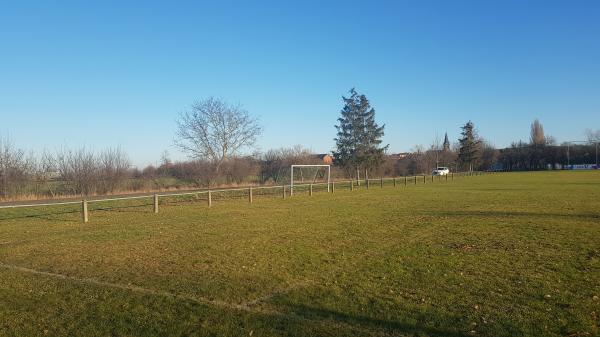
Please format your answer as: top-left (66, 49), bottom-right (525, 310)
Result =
top-left (0, 171), bottom-right (491, 222)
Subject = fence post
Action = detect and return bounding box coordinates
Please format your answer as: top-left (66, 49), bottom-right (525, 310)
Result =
top-left (431, 175), bottom-right (434, 182)
top-left (249, 188), bottom-right (253, 203)
top-left (452, 172), bottom-right (454, 181)
top-left (380, 177), bottom-right (383, 188)
top-left (446, 174), bottom-right (448, 182)
top-left (405, 176), bottom-right (407, 186)
top-left (282, 186), bottom-right (286, 199)
top-left (82, 200), bottom-right (88, 223)
top-left (393, 178), bottom-right (396, 187)
top-left (350, 180), bottom-right (354, 191)
top-left (414, 176), bottom-right (417, 185)
top-left (366, 179), bottom-right (370, 189)
top-left (153, 194), bottom-right (159, 213)
top-left (208, 190), bottom-right (212, 207)
top-left (309, 184), bottom-right (313, 196)
top-left (332, 181), bottom-right (335, 193)
top-left (423, 175), bottom-right (426, 184)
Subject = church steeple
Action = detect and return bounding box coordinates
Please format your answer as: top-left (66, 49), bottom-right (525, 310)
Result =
top-left (443, 132), bottom-right (450, 151)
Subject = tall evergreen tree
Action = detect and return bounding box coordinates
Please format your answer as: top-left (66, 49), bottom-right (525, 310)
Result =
top-left (333, 88), bottom-right (388, 177)
top-left (458, 120), bottom-right (481, 172)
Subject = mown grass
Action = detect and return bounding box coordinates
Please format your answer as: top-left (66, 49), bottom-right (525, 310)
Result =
top-left (1, 171), bottom-right (599, 337)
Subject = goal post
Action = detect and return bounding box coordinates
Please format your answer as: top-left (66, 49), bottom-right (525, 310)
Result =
top-left (290, 165), bottom-right (331, 196)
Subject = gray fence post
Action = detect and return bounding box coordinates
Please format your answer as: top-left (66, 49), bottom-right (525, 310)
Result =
top-left (249, 188), bottom-right (253, 203)
top-left (208, 190), bottom-right (212, 207)
top-left (282, 186), bottom-right (286, 199)
top-left (332, 181), bottom-right (335, 193)
top-left (309, 184), bottom-right (313, 196)
top-left (82, 200), bottom-right (89, 223)
top-left (153, 194), bottom-right (159, 213)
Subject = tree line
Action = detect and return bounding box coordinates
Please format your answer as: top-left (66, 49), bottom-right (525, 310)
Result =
top-left (2, 91), bottom-right (597, 200)
top-left (330, 89), bottom-right (501, 177)
top-left (0, 140), bottom-right (131, 199)
top-left (0, 141), bottom-right (326, 200)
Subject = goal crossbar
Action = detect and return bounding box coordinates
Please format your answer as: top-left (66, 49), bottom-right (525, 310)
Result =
top-left (290, 165), bottom-right (331, 196)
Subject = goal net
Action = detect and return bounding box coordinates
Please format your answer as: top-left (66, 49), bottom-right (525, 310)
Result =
top-left (290, 165), bottom-right (330, 196)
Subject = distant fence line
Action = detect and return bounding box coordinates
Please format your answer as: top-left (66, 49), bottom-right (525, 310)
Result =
top-left (0, 171), bottom-right (491, 223)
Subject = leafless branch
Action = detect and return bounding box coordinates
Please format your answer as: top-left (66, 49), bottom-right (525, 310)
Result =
top-left (175, 97), bottom-right (262, 173)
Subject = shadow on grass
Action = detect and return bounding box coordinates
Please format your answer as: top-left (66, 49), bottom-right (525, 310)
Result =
top-left (91, 203), bottom-right (152, 214)
top-left (271, 302), bottom-right (471, 337)
top-left (0, 203), bottom-right (153, 221)
top-left (0, 209), bottom-right (80, 222)
top-left (426, 210), bottom-right (599, 220)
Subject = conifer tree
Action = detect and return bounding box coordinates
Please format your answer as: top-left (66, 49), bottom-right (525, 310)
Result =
top-left (333, 88), bottom-right (388, 178)
top-left (458, 120), bottom-right (481, 172)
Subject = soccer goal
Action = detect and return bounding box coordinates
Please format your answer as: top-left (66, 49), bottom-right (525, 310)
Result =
top-left (290, 165), bottom-right (331, 196)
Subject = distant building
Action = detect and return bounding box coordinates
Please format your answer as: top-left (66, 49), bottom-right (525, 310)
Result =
top-left (443, 132), bottom-right (450, 151)
top-left (316, 154), bottom-right (333, 164)
top-left (388, 153), bottom-right (410, 160)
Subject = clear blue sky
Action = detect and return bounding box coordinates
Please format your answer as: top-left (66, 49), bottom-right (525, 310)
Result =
top-left (1, 0), bottom-right (599, 167)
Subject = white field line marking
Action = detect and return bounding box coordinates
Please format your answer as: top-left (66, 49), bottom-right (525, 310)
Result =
top-left (0, 262), bottom-right (389, 332)
top-left (0, 240), bottom-right (27, 246)
top-left (0, 262), bottom-right (302, 313)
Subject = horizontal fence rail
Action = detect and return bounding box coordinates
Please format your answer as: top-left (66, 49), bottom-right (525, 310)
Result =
top-left (0, 171), bottom-right (492, 223)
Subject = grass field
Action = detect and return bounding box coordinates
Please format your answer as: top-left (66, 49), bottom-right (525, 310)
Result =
top-left (1, 171), bottom-right (599, 337)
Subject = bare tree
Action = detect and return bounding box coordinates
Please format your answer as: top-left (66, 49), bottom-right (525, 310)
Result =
top-left (432, 133), bottom-right (441, 168)
top-left (478, 139), bottom-right (499, 170)
top-left (585, 128), bottom-right (600, 143)
top-left (175, 97), bottom-right (262, 174)
top-left (169, 160), bottom-right (216, 187)
top-left (56, 147), bottom-right (98, 196)
top-left (32, 150), bottom-right (57, 197)
top-left (98, 147), bottom-right (131, 193)
top-left (409, 145), bottom-right (427, 174)
top-left (0, 137), bottom-right (31, 198)
top-left (530, 119), bottom-right (546, 145)
top-left (260, 145), bottom-right (318, 183)
top-left (222, 157), bottom-right (259, 185)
